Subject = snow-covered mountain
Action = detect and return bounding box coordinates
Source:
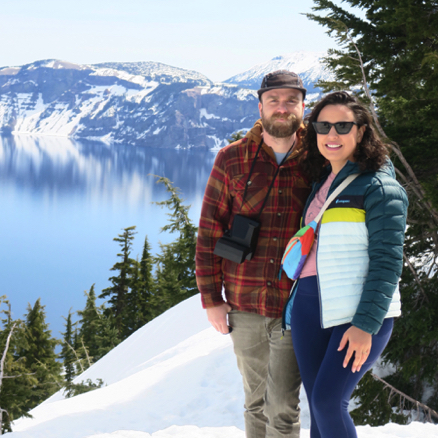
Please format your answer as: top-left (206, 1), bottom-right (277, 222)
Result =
top-left (224, 51), bottom-right (334, 102)
top-left (7, 295), bottom-right (437, 438)
top-left (0, 52), bottom-right (332, 148)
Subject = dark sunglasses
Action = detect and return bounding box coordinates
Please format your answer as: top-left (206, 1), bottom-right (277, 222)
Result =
top-left (312, 121), bottom-right (363, 135)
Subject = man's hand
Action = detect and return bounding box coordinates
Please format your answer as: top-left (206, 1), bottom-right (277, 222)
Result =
top-left (206, 303), bottom-right (232, 334)
top-left (338, 326), bottom-right (372, 373)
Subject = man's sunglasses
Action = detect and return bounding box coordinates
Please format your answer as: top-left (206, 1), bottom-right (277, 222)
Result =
top-left (312, 121), bottom-right (363, 135)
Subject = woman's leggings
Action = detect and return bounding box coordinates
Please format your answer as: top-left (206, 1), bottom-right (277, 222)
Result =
top-left (290, 276), bottom-right (393, 438)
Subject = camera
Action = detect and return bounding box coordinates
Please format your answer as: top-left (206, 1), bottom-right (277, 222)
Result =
top-left (214, 214), bottom-right (261, 264)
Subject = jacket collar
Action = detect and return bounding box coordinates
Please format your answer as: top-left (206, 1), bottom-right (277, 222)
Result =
top-left (244, 119), bottom-right (305, 163)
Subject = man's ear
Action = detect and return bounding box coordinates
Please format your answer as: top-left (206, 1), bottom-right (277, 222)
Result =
top-left (258, 102), bottom-right (262, 118)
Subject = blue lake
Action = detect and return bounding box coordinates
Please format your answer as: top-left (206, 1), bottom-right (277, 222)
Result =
top-left (0, 135), bottom-right (217, 337)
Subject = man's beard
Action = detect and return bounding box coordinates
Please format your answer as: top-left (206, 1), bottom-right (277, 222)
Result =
top-left (261, 110), bottom-right (302, 138)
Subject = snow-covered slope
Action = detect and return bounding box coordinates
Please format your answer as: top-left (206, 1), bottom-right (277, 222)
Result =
top-left (8, 295), bottom-right (437, 438)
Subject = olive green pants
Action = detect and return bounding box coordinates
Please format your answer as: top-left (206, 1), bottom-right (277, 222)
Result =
top-left (228, 310), bottom-right (301, 438)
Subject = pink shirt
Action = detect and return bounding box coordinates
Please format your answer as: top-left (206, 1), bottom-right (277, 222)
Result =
top-left (300, 172), bottom-right (336, 278)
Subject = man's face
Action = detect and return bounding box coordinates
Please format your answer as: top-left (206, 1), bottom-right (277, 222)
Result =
top-left (258, 88), bottom-right (305, 138)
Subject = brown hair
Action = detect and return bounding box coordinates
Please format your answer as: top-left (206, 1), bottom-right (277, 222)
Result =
top-left (300, 91), bottom-right (388, 181)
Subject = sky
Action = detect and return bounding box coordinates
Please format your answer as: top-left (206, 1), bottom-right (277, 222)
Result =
top-left (0, 0), bottom-right (341, 82)
top-left (8, 295), bottom-right (438, 438)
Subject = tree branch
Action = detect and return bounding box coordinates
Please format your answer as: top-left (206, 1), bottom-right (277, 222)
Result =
top-left (66, 342), bottom-right (84, 374)
top-left (403, 252), bottom-right (429, 304)
top-left (344, 29), bottom-right (438, 226)
top-left (372, 373), bottom-right (438, 422)
top-left (0, 323), bottom-right (17, 393)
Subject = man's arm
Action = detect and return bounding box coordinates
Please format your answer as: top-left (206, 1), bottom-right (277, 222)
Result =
top-left (196, 149), bottom-right (233, 314)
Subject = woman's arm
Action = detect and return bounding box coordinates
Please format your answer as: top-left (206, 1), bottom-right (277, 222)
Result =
top-left (351, 168), bottom-right (408, 335)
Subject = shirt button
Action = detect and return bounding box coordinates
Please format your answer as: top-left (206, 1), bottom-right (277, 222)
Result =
top-left (273, 237), bottom-right (278, 242)
top-left (270, 259), bottom-right (274, 263)
top-left (277, 213), bottom-right (281, 217)
top-left (279, 189), bottom-right (283, 194)
top-left (267, 281), bottom-right (272, 286)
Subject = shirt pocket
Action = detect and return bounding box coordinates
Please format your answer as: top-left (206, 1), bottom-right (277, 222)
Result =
top-left (230, 172), bottom-right (269, 214)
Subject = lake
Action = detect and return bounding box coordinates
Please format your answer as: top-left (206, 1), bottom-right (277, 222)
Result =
top-left (0, 135), bottom-right (217, 337)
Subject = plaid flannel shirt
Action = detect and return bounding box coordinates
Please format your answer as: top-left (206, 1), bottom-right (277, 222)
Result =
top-left (195, 120), bottom-right (311, 319)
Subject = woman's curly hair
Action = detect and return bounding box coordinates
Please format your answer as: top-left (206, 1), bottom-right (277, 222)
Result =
top-left (300, 91), bottom-right (388, 181)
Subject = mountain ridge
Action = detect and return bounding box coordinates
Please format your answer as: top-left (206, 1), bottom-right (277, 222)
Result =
top-left (0, 52), bottom-right (331, 148)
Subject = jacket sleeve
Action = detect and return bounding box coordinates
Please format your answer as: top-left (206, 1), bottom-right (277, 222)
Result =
top-left (195, 149), bottom-right (232, 308)
top-left (351, 174), bottom-right (408, 334)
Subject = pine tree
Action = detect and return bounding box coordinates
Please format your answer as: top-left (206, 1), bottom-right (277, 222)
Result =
top-left (124, 236), bottom-right (154, 335)
top-left (94, 309), bottom-right (120, 359)
top-left (60, 310), bottom-right (75, 384)
top-left (228, 131), bottom-right (244, 143)
top-left (153, 177), bottom-right (198, 313)
top-left (306, 0), bottom-right (438, 424)
top-left (0, 298), bottom-right (36, 433)
top-left (77, 285), bottom-right (101, 363)
top-left (19, 299), bottom-right (62, 412)
top-left (99, 226), bottom-right (138, 337)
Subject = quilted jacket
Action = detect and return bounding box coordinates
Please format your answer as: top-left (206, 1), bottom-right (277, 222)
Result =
top-left (283, 159), bottom-right (408, 335)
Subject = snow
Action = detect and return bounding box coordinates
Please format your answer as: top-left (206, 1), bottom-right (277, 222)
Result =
top-left (6, 295), bottom-right (437, 438)
top-left (91, 61), bottom-right (212, 85)
top-left (200, 108), bottom-right (220, 120)
top-left (225, 51), bottom-right (333, 85)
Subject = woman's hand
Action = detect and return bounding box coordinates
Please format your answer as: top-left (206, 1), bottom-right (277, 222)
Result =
top-left (338, 326), bottom-right (372, 373)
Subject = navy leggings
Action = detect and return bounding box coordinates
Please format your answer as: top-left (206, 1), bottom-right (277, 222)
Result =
top-left (290, 276), bottom-right (393, 438)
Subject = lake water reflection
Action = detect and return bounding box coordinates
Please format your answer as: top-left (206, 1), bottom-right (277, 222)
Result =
top-left (0, 135), bottom-right (217, 336)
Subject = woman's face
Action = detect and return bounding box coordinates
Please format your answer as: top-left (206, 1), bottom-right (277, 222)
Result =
top-left (315, 104), bottom-right (365, 174)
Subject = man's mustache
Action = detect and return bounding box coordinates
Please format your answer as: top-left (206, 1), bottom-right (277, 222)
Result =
top-left (271, 113), bottom-right (296, 121)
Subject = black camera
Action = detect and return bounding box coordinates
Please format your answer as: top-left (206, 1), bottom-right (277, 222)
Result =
top-left (214, 214), bottom-right (261, 264)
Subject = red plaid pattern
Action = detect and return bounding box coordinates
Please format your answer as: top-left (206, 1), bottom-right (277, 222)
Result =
top-left (195, 120), bottom-right (311, 318)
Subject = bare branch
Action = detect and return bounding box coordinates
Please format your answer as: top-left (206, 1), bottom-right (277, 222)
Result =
top-left (0, 323), bottom-right (17, 393)
top-left (403, 252), bottom-right (429, 304)
top-left (81, 339), bottom-right (92, 369)
top-left (66, 342), bottom-right (84, 374)
top-left (2, 373), bottom-right (36, 379)
top-left (0, 323), bottom-right (17, 435)
top-left (372, 373), bottom-right (438, 422)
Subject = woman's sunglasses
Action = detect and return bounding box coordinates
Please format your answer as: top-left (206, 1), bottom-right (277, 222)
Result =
top-left (312, 121), bottom-right (363, 135)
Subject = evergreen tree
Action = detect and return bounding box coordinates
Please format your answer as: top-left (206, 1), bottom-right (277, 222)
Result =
top-left (19, 299), bottom-right (62, 412)
top-left (60, 310), bottom-right (75, 384)
top-left (0, 298), bottom-right (36, 433)
top-left (93, 309), bottom-right (120, 359)
top-left (99, 226), bottom-right (138, 337)
top-left (77, 285), bottom-right (101, 363)
top-left (72, 327), bottom-right (87, 375)
top-left (153, 177), bottom-right (198, 313)
top-left (124, 236), bottom-right (154, 335)
top-left (228, 131), bottom-right (244, 143)
top-left (307, 0), bottom-right (438, 424)
top-left (152, 247), bottom-right (183, 317)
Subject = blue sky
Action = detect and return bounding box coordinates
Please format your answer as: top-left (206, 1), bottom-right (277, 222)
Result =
top-left (0, 0), bottom-right (341, 81)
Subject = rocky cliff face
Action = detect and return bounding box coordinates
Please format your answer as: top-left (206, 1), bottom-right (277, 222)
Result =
top-left (0, 53), bottom-right (331, 148)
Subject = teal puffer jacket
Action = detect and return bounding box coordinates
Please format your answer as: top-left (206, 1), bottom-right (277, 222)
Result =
top-left (283, 159), bottom-right (408, 335)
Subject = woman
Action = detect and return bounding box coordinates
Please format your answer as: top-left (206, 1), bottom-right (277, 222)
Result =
top-left (283, 91), bottom-right (408, 438)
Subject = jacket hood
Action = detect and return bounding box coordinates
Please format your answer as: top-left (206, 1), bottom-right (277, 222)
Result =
top-left (244, 119), bottom-right (263, 145)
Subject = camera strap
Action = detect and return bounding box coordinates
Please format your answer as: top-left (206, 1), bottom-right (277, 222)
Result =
top-left (240, 138), bottom-right (296, 221)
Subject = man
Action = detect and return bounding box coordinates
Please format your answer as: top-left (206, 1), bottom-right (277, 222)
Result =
top-left (195, 70), bottom-right (311, 438)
